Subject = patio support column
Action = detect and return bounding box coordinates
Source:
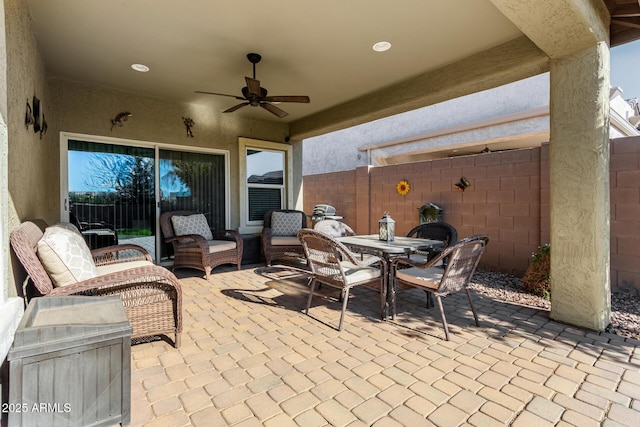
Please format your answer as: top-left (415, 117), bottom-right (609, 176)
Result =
top-left (548, 42), bottom-right (611, 330)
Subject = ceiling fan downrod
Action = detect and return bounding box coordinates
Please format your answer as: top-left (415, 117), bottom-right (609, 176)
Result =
top-left (247, 53), bottom-right (261, 79)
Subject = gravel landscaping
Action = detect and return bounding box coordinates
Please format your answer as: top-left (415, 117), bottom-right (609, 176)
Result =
top-left (469, 270), bottom-right (640, 341)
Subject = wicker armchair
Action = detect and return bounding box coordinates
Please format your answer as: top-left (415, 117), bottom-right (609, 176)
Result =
top-left (262, 209), bottom-right (308, 266)
top-left (298, 229), bottom-right (387, 331)
top-left (391, 234), bottom-right (488, 340)
top-left (160, 211), bottom-right (243, 280)
top-left (10, 221), bottom-right (182, 347)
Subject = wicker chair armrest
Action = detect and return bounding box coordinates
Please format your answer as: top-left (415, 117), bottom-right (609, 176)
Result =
top-left (48, 264), bottom-right (182, 297)
top-left (262, 227), bottom-right (272, 240)
top-left (91, 244), bottom-right (152, 266)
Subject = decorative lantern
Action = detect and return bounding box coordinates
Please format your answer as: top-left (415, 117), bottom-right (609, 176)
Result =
top-left (378, 211), bottom-right (395, 242)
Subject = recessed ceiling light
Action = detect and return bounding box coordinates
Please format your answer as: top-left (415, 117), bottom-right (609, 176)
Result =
top-left (131, 63), bottom-right (150, 72)
top-left (372, 41), bottom-right (391, 52)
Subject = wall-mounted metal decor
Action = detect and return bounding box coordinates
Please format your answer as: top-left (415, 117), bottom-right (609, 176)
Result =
top-left (111, 112), bottom-right (132, 131)
top-left (32, 96), bottom-right (41, 133)
top-left (25, 100), bottom-right (34, 129)
top-left (454, 176), bottom-right (471, 192)
top-left (39, 113), bottom-right (48, 139)
top-left (182, 116), bottom-right (194, 137)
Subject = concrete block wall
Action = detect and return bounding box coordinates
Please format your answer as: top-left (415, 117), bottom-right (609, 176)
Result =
top-left (304, 137), bottom-right (640, 291)
top-left (610, 136), bottom-right (640, 292)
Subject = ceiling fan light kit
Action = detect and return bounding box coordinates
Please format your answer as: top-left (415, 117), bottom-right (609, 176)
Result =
top-left (196, 53), bottom-right (310, 118)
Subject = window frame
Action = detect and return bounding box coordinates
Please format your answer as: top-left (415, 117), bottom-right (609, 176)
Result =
top-left (239, 137), bottom-right (293, 234)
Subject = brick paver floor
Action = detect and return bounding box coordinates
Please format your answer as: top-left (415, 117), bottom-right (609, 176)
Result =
top-left (129, 265), bottom-right (640, 426)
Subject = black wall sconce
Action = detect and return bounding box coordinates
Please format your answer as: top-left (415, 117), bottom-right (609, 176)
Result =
top-left (454, 176), bottom-right (471, 192)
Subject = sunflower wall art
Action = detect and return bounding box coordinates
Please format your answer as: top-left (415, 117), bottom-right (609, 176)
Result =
top-left (396, 180), bottom-right (411, 196)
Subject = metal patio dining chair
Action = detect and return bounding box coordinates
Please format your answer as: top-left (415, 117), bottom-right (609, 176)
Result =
top-left (406, 221), bottom-right (458, 264)
top-left (297, 229), bottom-right (387, 331)
top-left (391, 234), bottom-right (489, 340)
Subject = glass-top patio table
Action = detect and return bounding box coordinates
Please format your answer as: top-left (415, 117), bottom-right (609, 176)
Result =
top-left (336, 234), bottom-right (444, 318)
top-left (336, 234), bottom-right (443, 259)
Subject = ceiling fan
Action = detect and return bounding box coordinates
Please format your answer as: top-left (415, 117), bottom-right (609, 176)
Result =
top-left (196, 53), bottom-right (310, 118)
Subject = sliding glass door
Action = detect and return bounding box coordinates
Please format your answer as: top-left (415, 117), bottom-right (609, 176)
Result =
top-left (67, 140), bottom-right (156, 256)
top-left (63, 135), bottom-right (228, 263)
top-left (158, 149), bottom-right (226, 261)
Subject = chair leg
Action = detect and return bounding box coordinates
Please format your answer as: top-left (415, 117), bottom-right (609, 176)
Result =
top-left (434, 294), bottom-right (451, 341)
top-left (174, 332), bottom-right (181, 348)
top-left (465, 287), bottom-right (480, 326)
top-left (306, 278), bottom-right (317, 315)
top-left (338, 287), bottom-right (351, 331)
top-left (205, 267), bottom-right (212, 281)
top-left (425, 291), bottom-right (434, 308)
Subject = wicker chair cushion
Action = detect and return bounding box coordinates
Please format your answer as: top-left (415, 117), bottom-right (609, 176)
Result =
top-left (37, 224), bottom-right (99, 287)
top-left (95, 260), bottom-right (154, 276)
top-left (177, 240), bottom-right (238, 254)
top-left (171, 214), bottom-right (213, 240)
top-left (395, 266), bottom-right (442, 290)
top-left (271, 211), bottom-right (302, 236)
top-left (271, 236), bottom-right (302, 246)
top-left (339, 261), bottom-right (382, 284)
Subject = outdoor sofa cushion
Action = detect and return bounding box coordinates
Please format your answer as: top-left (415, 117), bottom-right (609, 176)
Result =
top-left (271, 211), bottom-right (303, 236)
top-left (37, 223), bottom-right (99, 287)
top-left (171, 213), bottom-right (214, 240)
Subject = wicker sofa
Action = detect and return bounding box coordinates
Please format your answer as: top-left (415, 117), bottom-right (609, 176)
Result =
top-left (10, 221), bottom-right (182, 347)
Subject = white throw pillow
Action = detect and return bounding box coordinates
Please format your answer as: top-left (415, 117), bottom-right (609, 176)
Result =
top-left (171, 214), bottom-right (214, 240)
top-left (271, 211), bottom-right (302, 236)
top-left (37, 224), bottom-right (99, 287)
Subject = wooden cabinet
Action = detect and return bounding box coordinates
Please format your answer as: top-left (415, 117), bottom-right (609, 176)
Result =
top-left (7, 296), bottom-right (132, 426)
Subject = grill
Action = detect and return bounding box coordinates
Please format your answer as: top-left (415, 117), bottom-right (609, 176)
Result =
top-left (310, 204), bottom-right (343, 225)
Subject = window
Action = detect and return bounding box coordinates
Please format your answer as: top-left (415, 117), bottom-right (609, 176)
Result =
top-left (239, 138), bottom-right (292, 233)
top-left (247, 149), bottom-right (284, 221)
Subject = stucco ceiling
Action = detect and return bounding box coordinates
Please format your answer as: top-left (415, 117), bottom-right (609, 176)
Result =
top-left (25, 0), bottom-right (525, 123)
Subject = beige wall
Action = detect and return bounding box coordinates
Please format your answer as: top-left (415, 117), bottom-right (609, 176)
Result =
top-left (49, 78), bottom-right (290, 230)
top-left (305, 138), bottom-right (640, 292)
top-left (4, 0), bottom-right (295, 297)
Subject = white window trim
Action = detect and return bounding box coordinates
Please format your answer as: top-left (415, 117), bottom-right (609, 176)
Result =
top-left (59, 132), bottom-right (231, 261)
top-left (238, 137), bottom-right (292, 234)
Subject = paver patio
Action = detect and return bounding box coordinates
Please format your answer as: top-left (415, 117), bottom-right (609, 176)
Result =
top-left (129, 265), bottom-right (640, 426)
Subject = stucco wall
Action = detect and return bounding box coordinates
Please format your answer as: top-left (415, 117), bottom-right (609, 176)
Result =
top-left (4, 0), bottom-right (294, 298)
top-left (6, 0), bottom-right (54, 227)
top-left (49, 78), bottom-right (290, 230)
top-left (305, 138), bottom-right (640, 292)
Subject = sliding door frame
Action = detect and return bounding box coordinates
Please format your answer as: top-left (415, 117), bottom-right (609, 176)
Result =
top-left (60, 132), bottom-right (230, 261)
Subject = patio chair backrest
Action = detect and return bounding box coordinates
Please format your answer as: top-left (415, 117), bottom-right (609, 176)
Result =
top-left (160, 210), bottom-right (198, 241)
top-left (313, 219), bottom-right (355, 237)
top-left (263, 209), bottom-right (307, 230)
top-left (406, 222), bottom-right (458, 247)
top-left (10, 221), bottom-right (54, 295)
top-left (298, 229), bottom-right (358, 287)
top-left (433, 235), bottom-right (488, 296)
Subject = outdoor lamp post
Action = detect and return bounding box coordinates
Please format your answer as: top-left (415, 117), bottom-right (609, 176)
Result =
top-left (378, 212), bottom-right (395, 242)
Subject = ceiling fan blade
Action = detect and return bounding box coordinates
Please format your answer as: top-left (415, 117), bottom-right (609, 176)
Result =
top-left (245, 77), bottom-right (261, 97)
top-left (223, 102), bottom-right (250, 113)
top-left (195, 91), bottom-right (245, 100)
top-left (265, 95), bottom-right (310, 103)
top-left (260, 102), bottom-right (288, 118)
